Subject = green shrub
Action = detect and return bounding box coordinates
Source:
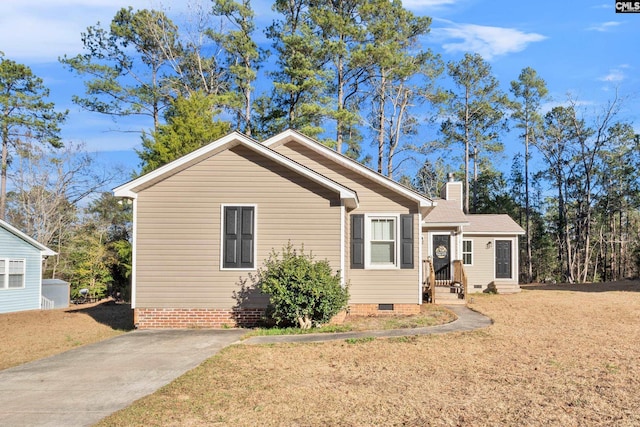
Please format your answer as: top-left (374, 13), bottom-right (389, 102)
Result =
top-left (256, 243), bottom-right (349, 329)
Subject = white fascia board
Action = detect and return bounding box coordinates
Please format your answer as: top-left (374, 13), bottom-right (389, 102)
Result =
top-left (113, 131), bottom-right (249, 198)
top-left (463, 231), bottom-right (526, 236)
top-left (0, 219), bottom-right (56, 256)
top-left (244, 137), bottom-right (359, 208)
top-left (112, 130), bottom-right (359, 208)
top-left (422, 221), bottom-right (470, 227)
top-left (264, 130), bottom-right (433, 208)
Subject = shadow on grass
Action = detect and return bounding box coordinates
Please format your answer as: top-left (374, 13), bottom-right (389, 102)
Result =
top-left (521, 280), bottom-right (640, 293)
top-left (66, 300), bottom-right (135, 331)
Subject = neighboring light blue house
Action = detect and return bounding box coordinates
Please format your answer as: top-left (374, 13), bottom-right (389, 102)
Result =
top-left (0, 220), bottom-right (56, 314)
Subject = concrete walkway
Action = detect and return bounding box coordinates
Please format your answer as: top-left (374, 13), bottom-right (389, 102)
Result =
top-left (0, 305), bottom-right (490, 427)
top-left (0, 329), bottom-right (244, 427)
top-left (241, 305), bottom-right (492, 345)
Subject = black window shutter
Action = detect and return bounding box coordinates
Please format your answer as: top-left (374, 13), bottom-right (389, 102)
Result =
top-left (224, 206), bottom-right (254, 268)
top-left (239, 207), bottom-right (254, 268)
top-left (351, 214), bottom-right (364, 269)
top-left (224, 207), bottom-right (239, 268)
top-left (400, 214), bottom-right (414, 269)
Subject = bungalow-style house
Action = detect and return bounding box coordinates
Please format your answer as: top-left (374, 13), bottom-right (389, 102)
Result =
top-left (0, 220), bottom-right (56, 314)
top-left (114, 130), bottom-right (524, 329)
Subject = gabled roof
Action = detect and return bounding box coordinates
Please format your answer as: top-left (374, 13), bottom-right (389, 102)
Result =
top-left (263, 129), bottom-right (434, 208)
top-left (422, 199), bottom-right (470, 226)
top-left (0, 220), bottom-right (56, 256)
top-left (113, 131), bottom-right (359, 209)
top-left (464, 214), bottom-right (525, 235)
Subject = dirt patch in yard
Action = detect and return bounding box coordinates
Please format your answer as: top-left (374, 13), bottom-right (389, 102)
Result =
top-left (98, 281), bottom-right (640, 427)
top-left (0, 300), bottom-right (133, 370)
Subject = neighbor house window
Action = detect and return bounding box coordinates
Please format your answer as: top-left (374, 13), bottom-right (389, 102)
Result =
top-left (0, 259), bottom-right (25, 289)
top-left (222, 206), bottom-right (255, 269)
top-left (462, 240), bottom-right (473, 265)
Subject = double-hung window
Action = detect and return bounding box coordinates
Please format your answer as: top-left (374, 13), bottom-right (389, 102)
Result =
top-left (462, 240), bottom-right (473, 265)
top-left (0, 259), bottom-right (25, 289)
top-left (221, 205), bottom-right (256, 270)
top-left (351, 214), bottom-right (413, 270)
top-left (369, 218), bottom-right (396, 266)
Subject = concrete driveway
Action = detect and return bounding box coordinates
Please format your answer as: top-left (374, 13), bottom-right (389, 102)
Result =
top-left (0, 329), bottom-right (244, 427)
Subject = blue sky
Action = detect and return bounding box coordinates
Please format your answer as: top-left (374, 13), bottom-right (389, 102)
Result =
top-left (0, 0), bottom-right (637, 182)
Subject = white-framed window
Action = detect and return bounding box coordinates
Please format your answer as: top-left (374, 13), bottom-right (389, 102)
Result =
top-left (462, 240), bottom-right (473, 265)
top-left (0, 259), bottom-right (26, 289)
top-left (366, 215), bottom-right (399, 268)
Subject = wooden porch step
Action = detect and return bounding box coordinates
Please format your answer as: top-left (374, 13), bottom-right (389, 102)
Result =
top-left (433, 286), bottom-right (466, 305)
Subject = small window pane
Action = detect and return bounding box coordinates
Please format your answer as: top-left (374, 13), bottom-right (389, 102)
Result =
top-left (9, 260), bottom-right (24, 274)
top-left (462, 240), bottom-right (473, 265)
top-left (371, 219), bottom-right (394, 241)
top-left (0, 259), bottom-right (5, 271)
top-left (8, 274), bottom-right (24, 288)
top-left (371, 242), bottom-right (394, 264)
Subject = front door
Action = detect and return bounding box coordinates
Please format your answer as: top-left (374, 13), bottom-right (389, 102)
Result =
top-left (432, 235), bottom-right (451, 283)
top-left (495, 240), bottom-right (512, 279)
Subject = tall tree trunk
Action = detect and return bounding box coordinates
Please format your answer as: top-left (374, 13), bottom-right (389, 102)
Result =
top-left (336, 53), bottom-right (344, 154)
top-left (386, 85), bottom-right (410, 179)
top-left (0, 124), bottom-right (7, 220)
top-left (463, 86), bottom-right (470, 214)
top-left (524, 124), bottom-right (533, 282)
top-left (377, 73), bottom-right (386, 174)
top-left (245, 70), bottom-right (252, 137)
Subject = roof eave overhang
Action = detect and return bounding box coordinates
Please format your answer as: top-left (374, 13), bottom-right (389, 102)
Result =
top-left (463, 231), bottom-right (526, 235)
top-left (422, 221), bottom-right (470, 227)
top-left (264, 129), bottom-right (433, 208)
top-left (113, 131), bottom-right (359, 208)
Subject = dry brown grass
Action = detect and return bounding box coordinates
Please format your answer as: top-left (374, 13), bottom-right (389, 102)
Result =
top-left (0, 300), bottom-right (133, 370)
top-left (344, 304), bottom-right (456, 331)
top-left (97, 281), bottom-right (640, 427)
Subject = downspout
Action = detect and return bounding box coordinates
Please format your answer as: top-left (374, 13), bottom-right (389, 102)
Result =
top-left (340, 202), bottom-right (346, 287)
top-left (418, 212), bottom-right (423, 304)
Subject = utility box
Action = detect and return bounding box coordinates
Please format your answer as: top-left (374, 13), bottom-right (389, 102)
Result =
top-left (42, 279), bottom-right (70, 309)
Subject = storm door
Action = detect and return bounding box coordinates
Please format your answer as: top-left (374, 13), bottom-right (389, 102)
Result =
top-left (432, 235), bottom-right (451, 283)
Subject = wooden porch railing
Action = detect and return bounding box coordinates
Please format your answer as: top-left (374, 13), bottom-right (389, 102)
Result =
top-left (453, 260), bottom-right (468, 299)
top-left (422, 259), bottom-right (436, 303)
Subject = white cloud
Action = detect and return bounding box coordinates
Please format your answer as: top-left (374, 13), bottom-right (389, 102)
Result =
top-left (432, 22), bottom-right (546, 60)
top-left (0, 0), bottom-right (181, 63)
top-left (402, 0), bottom-right (459, 9)
top-left (587, 21), bottom-right (621, 32)
top-left (599, 65), bottom-right (629, 82)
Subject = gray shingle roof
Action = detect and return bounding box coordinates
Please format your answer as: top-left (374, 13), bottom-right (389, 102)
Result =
top-left (464, 214), bottom-right (525, 234)
top-left (422, 199), bottom-right (469, 225)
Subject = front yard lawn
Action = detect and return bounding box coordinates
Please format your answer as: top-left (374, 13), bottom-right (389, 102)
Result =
top-left (97, 281), bottom-right (640, 426)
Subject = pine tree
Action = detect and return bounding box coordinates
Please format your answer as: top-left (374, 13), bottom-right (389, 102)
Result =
top-left (440, 53), bottom-right (508, 213)
top-left (137, 91), bottom-right (230, 174)
top-left (0, 55), bottom-right (67, 219)
top-left (510, 67), bottom-right (548, 282)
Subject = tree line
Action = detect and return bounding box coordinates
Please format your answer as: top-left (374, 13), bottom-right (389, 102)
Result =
top-left (1, 0), bottom-right (638, 299)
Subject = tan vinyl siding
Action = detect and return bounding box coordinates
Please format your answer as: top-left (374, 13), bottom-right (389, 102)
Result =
top-left (463, 235), bottom-right (519, 292)
top-left (274, 141), bottom-right (420, 304)
top-left (348, 213), bottom-right (420, 304)
top-left (274, 142), bottom-right (417, 212)
top-left (135, 144), bottom-right (342, 309)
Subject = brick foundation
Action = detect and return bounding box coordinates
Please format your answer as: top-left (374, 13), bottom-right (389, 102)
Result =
top-left (134, 307), bottom-right (265, 329)
top-left (134, 303), bottom-right (421, 329)
top-left (347, 303), bottom-right (420, 316)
